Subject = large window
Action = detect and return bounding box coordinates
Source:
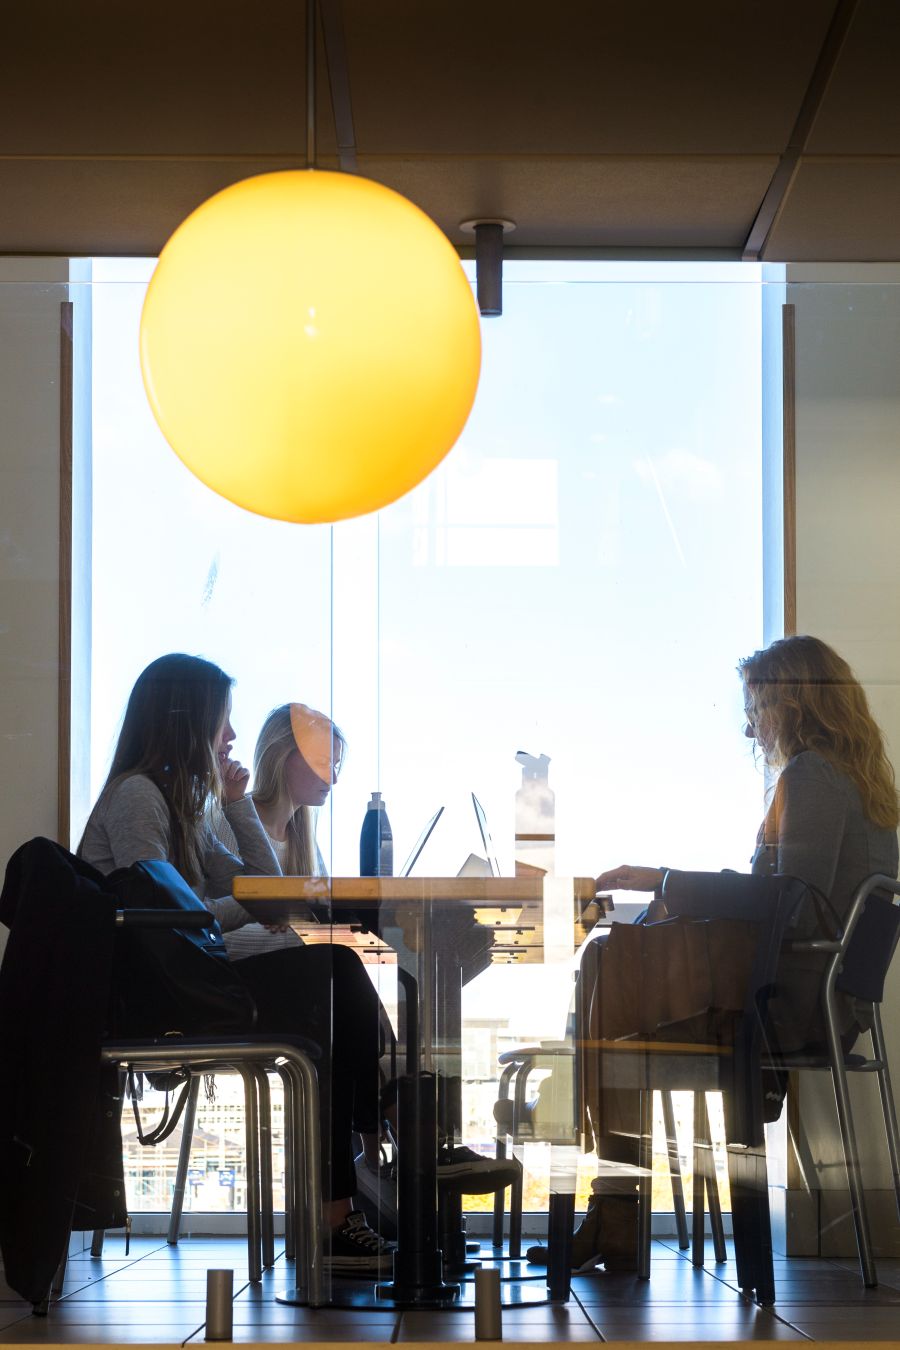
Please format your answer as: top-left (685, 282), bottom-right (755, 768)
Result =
top-left (87, 259), bottom-right (766, 1215)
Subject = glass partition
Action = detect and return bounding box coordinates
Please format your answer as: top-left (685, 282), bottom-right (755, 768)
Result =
top-left (2, 262), bottom-right (898, 1299)
top-left (84, 259), bottom-right (765, 1223)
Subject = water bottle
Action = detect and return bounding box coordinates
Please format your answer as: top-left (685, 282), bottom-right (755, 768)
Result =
top-left (514, 750), bottom-right (555, 877)
top-left (360, 791), bottom-right (394, 876)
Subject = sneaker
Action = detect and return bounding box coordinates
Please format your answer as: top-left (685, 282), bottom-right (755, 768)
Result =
top-left (354, 1151), bottom-right (398, 1226)
top-left (324, 1211), bottom-right (396, 1276)
top-left (437, 1143), bottom-right (505, 1176)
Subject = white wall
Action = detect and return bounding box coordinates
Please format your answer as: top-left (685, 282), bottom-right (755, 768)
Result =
top-left (789, 264), bottom-right (900, 1237)
top-left (0, 260), bottom-right (71, 963)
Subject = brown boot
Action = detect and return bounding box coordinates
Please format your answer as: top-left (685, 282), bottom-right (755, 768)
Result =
top-left (570, 1193), bottom-right (605, 1270)
top-left (598, 1195), bottom-right (639, 1272)
top-left (525, 1193), bottom-right (604, 1271)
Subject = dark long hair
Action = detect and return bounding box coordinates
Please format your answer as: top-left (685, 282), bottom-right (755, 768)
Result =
top-left (90, 653), bottom-right (233, 883)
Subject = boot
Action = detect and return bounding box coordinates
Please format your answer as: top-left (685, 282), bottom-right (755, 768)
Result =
top-left (524, 1193), bottom-right (638, 1273)
top-left (597, 1195), bottom-right (638, 1273)
top-left (525, 1193), bottom-right (604, 1271)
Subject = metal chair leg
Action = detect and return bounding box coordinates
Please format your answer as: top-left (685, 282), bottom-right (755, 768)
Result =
top-left (278, 1052), bottom-right (323, 1306)
top-left (872, 1005), bottom-right (900, 1221)
top-left (239, 1066), bottom-right (263, 1283)
top-left (492, 1063), bottom-right (517, 1248)
top-left (251, 1066), bottom-right (275, 1268)
top-left (691, 1092), bottom-right (706, 1266)
top-left (33, 1232), bottom-right (72, 1314)
top-left (492, 1139), bottom-right (508, 1248)
top-left (508, 1164), bottom-right (523, 1259)
top-left (50, 1243), bottom-right (69, 1298)
top-left (281, 1067), bottom-right (296, 1261)
top-left (638, 1089), bottom-right (653, 1279)
top-left (702, 1096), bottom-right (727, 1264)
top-left (90, 1229), bottom-right (105, 1257)
top-left (826, 1007), bottom-right (877, 1286)
top-left (167, 1075), bottom-right (200, 1245)
top-left (661, 1089), bottom-right (689, 1249)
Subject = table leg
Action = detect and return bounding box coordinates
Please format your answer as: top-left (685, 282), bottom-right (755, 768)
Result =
top-left (547, 1191), bottom-right (575, 1301)
top-left (377, 1070), bottom-right (460, 1303)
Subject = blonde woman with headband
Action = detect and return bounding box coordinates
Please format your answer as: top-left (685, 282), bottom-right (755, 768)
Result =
top-left (216, 700), bottom-right (395, 1273)
top-left (219, 704), bottom-right (344, 959)
top-left (528, 635), bottom-right (899, 1275)
top-left (253, 702), bottom-right (344, 876)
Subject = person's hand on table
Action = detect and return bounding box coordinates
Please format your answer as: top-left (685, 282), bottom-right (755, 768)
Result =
top-left (221, 756), bottom-right (251, 804)
top-left (595, 864), bottom-right (665, 893)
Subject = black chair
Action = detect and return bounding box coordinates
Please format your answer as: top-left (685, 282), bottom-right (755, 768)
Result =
top-left (764, 872), bottom-right (900, 1288)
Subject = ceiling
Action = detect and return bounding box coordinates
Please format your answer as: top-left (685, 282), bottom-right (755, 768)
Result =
top-left (2, 0), bottom-right (899, 259)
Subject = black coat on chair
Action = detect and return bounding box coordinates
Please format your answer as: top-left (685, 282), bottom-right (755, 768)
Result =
top-left (0, 838), bottom-right (126, 1305)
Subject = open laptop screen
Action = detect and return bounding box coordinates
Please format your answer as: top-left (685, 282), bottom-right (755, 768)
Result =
top-left (400, 806), bottom-right (444, 877)
top-left (471, 793), bottom-right (501, 877)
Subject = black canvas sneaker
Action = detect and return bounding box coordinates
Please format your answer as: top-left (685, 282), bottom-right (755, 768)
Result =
top-left (324, 1211), bottom-right (396, 1276)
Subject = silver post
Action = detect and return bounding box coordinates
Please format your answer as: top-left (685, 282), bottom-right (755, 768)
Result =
top-left (474, 1266), bottom-right (502, 1339)
top-left (205, 1268), bottom-right (233, 1341)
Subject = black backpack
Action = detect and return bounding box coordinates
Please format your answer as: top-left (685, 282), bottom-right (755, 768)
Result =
top-left (110, 858), bottom-right (258, 1038)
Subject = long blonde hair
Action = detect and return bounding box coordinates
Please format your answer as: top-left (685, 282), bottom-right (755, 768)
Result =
top-left (739, 635), bottom-right (899, 830)
top-left (251, 704), bottom-right (345, 875)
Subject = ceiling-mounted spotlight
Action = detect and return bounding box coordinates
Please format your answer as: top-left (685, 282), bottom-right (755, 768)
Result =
top-left (460, 218), bottom-right (516, 317)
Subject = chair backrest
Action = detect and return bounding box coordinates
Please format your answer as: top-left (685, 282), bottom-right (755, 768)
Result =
top-left (832, 875), bottom-right (900, 1006)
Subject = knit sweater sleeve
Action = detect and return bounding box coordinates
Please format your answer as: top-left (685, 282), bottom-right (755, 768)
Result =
top-left (200, 797), bottom-right (282, 932)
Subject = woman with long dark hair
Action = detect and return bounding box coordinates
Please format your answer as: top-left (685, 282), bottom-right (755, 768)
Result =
top-left (80, 654), bottom-right (394, 1276)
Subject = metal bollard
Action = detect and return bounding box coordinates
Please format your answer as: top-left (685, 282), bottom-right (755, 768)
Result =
top-left (205, 1268), bottom-right (233, 1341)
top-left (473, 1266), bottom-right (502, 1340)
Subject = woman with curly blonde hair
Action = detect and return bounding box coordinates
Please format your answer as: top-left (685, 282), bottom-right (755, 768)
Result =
top-left (602, 634), bottom-right (899, 1003)
top-left (740, 633), bottom-right (899, 833)
top-left (529, 636), bottom-right (899, 1275)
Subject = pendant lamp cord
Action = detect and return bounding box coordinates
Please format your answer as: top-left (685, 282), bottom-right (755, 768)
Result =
top-left (306, 0), bottom-right (317, 168)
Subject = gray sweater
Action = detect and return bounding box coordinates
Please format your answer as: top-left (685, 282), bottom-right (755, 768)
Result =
top-left (750, 749), bottom-right (898, 1047)
top-left (79, 773), bottom-right (281, 933)
top-left (750, 749), bottom-right (898, 933)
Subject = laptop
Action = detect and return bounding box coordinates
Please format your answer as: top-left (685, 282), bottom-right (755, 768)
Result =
top-left (399, 806), bottom-right (444, 877)
top-left (471, 792), bottom-right (501, 877)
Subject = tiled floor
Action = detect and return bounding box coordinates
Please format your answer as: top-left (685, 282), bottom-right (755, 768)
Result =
top-left (3, 1235), bottom-right (900, 1343)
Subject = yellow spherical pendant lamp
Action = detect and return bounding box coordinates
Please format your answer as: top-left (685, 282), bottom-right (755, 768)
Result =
top-left (139, 170), bottom-right (481, 523)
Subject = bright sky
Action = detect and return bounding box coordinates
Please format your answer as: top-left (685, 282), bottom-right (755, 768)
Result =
top-left (87, 257), bottom-right (768, 1038)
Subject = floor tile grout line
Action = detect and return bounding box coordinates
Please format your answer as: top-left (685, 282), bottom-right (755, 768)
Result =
top-left (55, 1238), bottom-right (186, 1300)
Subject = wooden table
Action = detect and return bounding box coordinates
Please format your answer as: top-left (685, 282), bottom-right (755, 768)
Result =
top-left (232, 875), bottom-right (600, 1309)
